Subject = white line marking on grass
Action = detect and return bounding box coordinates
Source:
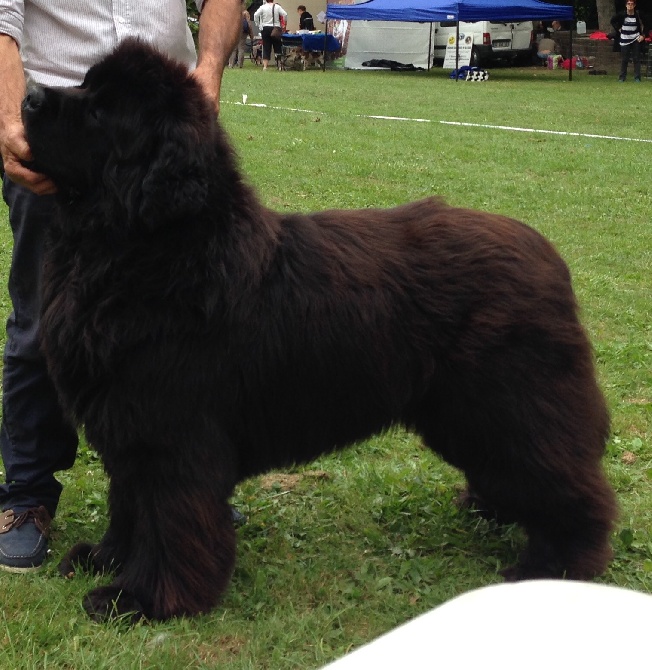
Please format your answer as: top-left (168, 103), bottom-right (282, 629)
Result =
top-left (438, 120), bottom-right (652, 143)
top-left (363, 115), bottom-right (432, 123)
top-left (235, 102), bottom-right (324, 115)
top-left (232, 102), bottom-right (652, 144)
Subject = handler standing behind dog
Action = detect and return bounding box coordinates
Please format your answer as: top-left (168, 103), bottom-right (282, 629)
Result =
top-left (0, 0), bottom-right (242, 573)
top-left (254, 0), bottom-right (288, 70)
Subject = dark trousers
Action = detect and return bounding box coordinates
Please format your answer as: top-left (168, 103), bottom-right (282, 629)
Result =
top-left (619, 40), bottom-right (642, 80)
top-left (261, 25), bottom-right (282, 61)
top-left (0, 178), bottom-right (77, 517)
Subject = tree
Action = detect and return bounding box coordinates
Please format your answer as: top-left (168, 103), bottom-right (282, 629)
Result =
top-left (596, 0), bottom-right (616, 30)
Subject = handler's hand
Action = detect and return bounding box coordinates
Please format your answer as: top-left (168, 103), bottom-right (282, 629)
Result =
top-left (0, 122), bottom-right (56, 195)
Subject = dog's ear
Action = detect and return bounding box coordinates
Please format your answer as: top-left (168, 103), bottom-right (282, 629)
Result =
top-left (138, 127), bottom-right (209, 228)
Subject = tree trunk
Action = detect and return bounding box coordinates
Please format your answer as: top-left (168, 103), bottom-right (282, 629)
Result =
top-left (596, 0), bottom-right (616, 32)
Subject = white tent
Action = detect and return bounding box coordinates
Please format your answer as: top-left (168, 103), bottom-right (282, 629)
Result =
top-left (343, 21), bottom-right (432, 69)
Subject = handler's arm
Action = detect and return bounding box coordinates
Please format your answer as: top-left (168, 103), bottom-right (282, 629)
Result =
top-left (192, 0), bottom-right (242, 114)
top-left (0, 34), bottom-right (56, 193)
top-left (610, 14), bottom-right (621, 33)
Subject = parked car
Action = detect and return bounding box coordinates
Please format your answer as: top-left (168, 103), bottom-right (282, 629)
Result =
top-left (433, 20), bottom-right (535, 66)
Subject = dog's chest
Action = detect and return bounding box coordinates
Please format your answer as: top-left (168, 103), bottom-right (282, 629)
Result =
top-left (42, 242), bottom-right (140, 392)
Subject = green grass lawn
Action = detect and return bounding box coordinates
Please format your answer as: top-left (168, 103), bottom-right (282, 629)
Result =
top-left (1, 63), bottom-right (651, 669)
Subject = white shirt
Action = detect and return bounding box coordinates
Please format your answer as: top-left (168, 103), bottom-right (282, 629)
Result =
top-left (0, 0), bottom-right (201, 87)
top-left (254, 2), bottom-right (287, 31)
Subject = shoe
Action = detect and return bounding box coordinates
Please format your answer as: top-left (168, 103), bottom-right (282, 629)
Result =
top-left (231, 505), bottom-right (247, 527)
top-left (618, 78), bottom-right (626, 82)
top-left (0, 506), bottom-right (51, 572)
top-left (634, 77), bottom-right (641, 82)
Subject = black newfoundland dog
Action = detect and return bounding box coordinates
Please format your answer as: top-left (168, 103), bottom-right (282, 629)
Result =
top-left (21, 40), bottom-right (616, 622)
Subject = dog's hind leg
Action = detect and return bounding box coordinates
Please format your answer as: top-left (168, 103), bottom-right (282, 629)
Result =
top-left (464, 459), bottom-right (616, 581)
top-left (415, 366), bottom-right (616, 581)
top-left (81, 447), bottom-right (237, 622)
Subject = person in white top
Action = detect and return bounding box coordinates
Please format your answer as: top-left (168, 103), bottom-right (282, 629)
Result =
top-left (254, 0), bottom-right (288, 70)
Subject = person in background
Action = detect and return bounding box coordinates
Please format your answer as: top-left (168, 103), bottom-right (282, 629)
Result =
top-left (611, 0), bottom-right (645, 82)
top-left (536, 35), bottom-right (558, 64)
top-left (229, 4), bottom-right (255, 67)
top-left (297, 5), bottom-right (315, 31)
top-left (0, 0), bottom-right (242, 573)
top-left (254, 0), bottom-right (287, 70)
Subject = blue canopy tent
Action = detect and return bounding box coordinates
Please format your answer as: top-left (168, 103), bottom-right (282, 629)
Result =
top-left (325, 0), bottom-right (573, 23)
top-left (326, 0), bottom-right (575, 76)
top-left (326, 0), bottom-right (459, 22)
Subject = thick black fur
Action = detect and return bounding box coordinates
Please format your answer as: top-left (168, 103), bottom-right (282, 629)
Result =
top-left (22, 39), bottom-right (617, 622)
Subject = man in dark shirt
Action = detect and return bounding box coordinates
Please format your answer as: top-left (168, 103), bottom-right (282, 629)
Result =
top-left (297, 5), bottom-right (315, 30)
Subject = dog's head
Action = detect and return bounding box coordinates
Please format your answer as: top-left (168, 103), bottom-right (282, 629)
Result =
top-left (22, 39), bottom-right (216, 228)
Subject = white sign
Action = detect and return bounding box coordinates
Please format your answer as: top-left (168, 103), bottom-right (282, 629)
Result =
top-left (443, 33), bottom-right (474, 69)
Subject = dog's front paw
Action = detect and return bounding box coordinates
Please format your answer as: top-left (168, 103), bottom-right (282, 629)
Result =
top-left (58, 542), bottom-right (97, 578)
top-left (83, 585), bottom-right (145, 624)
top-left (58, 541), bottom-right (121, 577)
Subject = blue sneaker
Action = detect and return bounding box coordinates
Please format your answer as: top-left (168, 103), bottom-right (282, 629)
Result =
top-left (231, 505), bottom-right (247, 526)
top-left (634, 77), bottom-right (641, 82)
top-left (0, 507), bottom-right (51, 572)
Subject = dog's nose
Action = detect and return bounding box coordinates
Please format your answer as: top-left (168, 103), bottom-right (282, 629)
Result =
top-left (22, 86), bottom-right (46, 113)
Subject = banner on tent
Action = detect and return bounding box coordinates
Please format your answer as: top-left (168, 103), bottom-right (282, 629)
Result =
top-left (443, 33), bottom-right (473, 69)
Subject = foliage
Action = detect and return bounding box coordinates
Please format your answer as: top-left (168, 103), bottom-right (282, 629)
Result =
top-left (186, 0), bottom-right (200, 37)
top-left (575, 0), bottom-right (599, 25)
top-left (186, 0), bottom-right (200, 19)
top-left (0, 63), bottom-right (651, 669)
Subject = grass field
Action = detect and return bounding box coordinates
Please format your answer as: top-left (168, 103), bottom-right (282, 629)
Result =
top-left (1, 62), bottom-right (651, 669)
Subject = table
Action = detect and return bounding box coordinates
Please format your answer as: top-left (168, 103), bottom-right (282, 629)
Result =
top-left (282, 33), bottom-right (341, 53)
top-left (280, 33), bottom-right (342, 70)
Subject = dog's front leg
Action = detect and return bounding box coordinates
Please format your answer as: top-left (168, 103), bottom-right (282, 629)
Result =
top-left (80, 449), bottom-right (237, 622)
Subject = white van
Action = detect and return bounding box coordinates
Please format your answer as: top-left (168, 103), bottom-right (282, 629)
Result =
top-left (432, 21), bottom-right (535, 66)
